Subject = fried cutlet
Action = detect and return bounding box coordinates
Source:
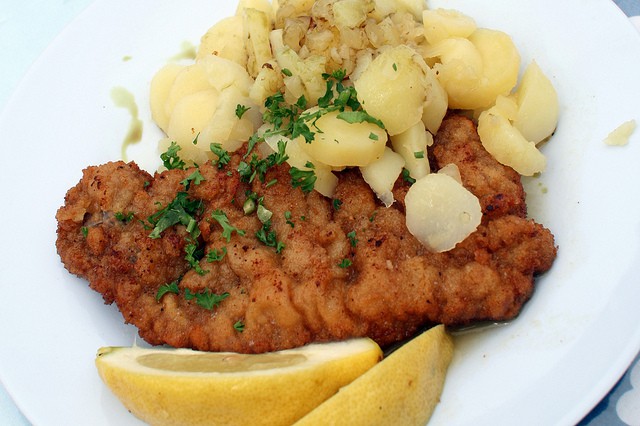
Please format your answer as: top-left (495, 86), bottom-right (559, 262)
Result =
top-left (55, 115), bottom-right (557, 353)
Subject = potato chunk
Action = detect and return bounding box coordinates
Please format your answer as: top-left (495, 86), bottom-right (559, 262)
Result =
top-left (428, 29), bottom-right (520, 110)
top-left (354, 45), bottom-right (428, 135)
top-left (197, 16), bottom-right (247, 67)
top-left (422, 8), bottom-right (476, 45)
top-left (298, 107), bottom-right (388, 167)
top-left (512, 61), bottom-right (559, 144)
top-left (390, 120), bottom-right (431, 180)
top-left (477, 107), bottom-right (546, 176)
top-left (360, 147), bottom-right (405, 207)
top-left (405, 171), bottom-right (481, 252)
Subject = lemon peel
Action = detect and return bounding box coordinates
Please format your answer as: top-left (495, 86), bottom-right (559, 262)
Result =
top-left (95, 338), bottom-right (382, 426)
top-left (294, 325), bottom-right (454, 426)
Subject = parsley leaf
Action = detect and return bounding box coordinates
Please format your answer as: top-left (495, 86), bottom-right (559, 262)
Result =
top-left (336, 110), bottom-right (385, 129)
top-left (185, 239), bottom-right (207, 275)
top-left (414, 151), bottom-right (425, 159)
top-left (256, 220), bottom-right (285, 253)
top-left (289, 162), bottom-right (317, 194)
top-left (180, 169), bottom-right (205, 190)
top-left (235, 104), bottom-right (250, 119)
top-left (160, 141), bottom-right (186, 170)
top-left (147, 192), bottom-right (203, 239)
top-left (206, 247), bottom-right (227, 262)
top-left (114, 211), bottom-right (134, 223)
top-left (210, 143), bottom-right (231, 169)
top-left (233, 320), bottom-right (245, 332)
top-left (210, 209), bottom-right (246, 242)
top-left (332, 198), bottom-right (343, 211)
top-left (185, 289), bottom-right (229, 310)
top-left (338, 258), bottom-right (352, 268)
top-left (347, 230), bottom-right (358, 247)
top-left (156, 280), bottom-right (180, 302)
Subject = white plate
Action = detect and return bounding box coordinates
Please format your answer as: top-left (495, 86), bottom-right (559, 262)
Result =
top-left (1, 1), bottom-right (639, 425)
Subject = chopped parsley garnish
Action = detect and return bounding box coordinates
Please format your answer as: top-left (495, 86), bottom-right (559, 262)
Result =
top-left (369, 132), bottom-right (379, 141)
top-left (184, 239), bottom-right (207, 275)
top-left (114, 211), bottom-right (134, 223)
top-left (347, 230), bottom-right (358, 247)
top-left (155, 280), bottom-right (180, 301)
top-left (147, 192), bottom-right (203, 239)
top-left (256, 220), bottom-right (285, 253)
top-left (332, 198), bottom-right (342, 211)
top-left (281, 68), bottom-right (293, 77)
top-left (401, 168), bottom-right (416, 185)
top-left (233, 320), bottom-right (245, 332)
top-left (81, 226), bottom-right (88, 238)
top-left (413, 151), bottom-right (425, 159)
top-left (184, 288), bottom-right (229, 310)
top-left (180, 169), bottom-right (205, 190)
top-left (284, 211), bottom-right (295, 228)
top-left (338, 258), bottom-right (352, 268)
top-left (237, 140), bottom-right (289, 184)
top-left (210, 209), bottom-right (246, 242)
top-left (253, 70), bottom-right (384, 153)
top-left (392, 62), bottom-right (398, 71)
top-left (336, 110), bottom-right (385, 128)
top-left (206, 247), bottom-right (227, 262)
top-left (290, 162), bottom-right (317, 194)
top-left (210, 143), bottom-right (231, 169)
top-left (160, 141), bottom-right (186, 170)
top-left (235, 104), bottom-right (250, 119)
top-left (156, 281), bottom-right (229, 311)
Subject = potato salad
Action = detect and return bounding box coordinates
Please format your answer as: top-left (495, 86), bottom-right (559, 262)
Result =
top-left (148, 0), bottom-right (559, 252)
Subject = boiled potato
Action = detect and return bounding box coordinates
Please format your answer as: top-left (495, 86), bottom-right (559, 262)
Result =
top-left (423, 37), bottom-right (482, 109)
top-left (422, 8), bottom-right (476, 45)
top-left (492, 94), bottom-right (518, 121)
top-left (198, 55), bottom-right (254, 95)
top-left (200, 87), bottom-right (262, 153)
top-left (297, 107), bottom-right (388, 167)
top-left (405, 171), bottom-right (481, 252)
top-left (390, 121), bottom-right (431, 180)
top-left (244, 7), bottom-right (273, 78)
top-left (467, 29), bottom-right (520, 107)
top-left (429, 29), bottom-right (519, 110)
top-left (149, 63), bottom-right (183, 131)
top-left (264, 134), bottom-right (339, 197)
top-left (166, 89), bottom-right (219, 148)
top-left (196, 16), bottom-right (247, 67)
top-left (477, 107), bottom-right (546, 176)
top-left (437, 163), bottom-right (462, 183)
top-left (422, 64), bottom-right (448, 134)
top-left (360, 147), bottom-right (405, 207)
top-left (354, 45), bottom-right (428, 135)
top-left (163, 63), bottom-right (212, 127)
top-left (512, 61), bottom-right (559, 144)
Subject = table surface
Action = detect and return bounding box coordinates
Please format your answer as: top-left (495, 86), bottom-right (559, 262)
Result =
top-left (1, 1), bottom-right (639, 425)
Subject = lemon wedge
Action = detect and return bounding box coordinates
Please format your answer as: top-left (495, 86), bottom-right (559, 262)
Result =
top-left (95, 338), bottom-right (382, 426)
top-left (294, 325), bottom-right (454, 426)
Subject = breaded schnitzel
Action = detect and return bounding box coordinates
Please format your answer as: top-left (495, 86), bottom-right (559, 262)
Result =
top-left (56, 115), bottom-right (556, 353)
